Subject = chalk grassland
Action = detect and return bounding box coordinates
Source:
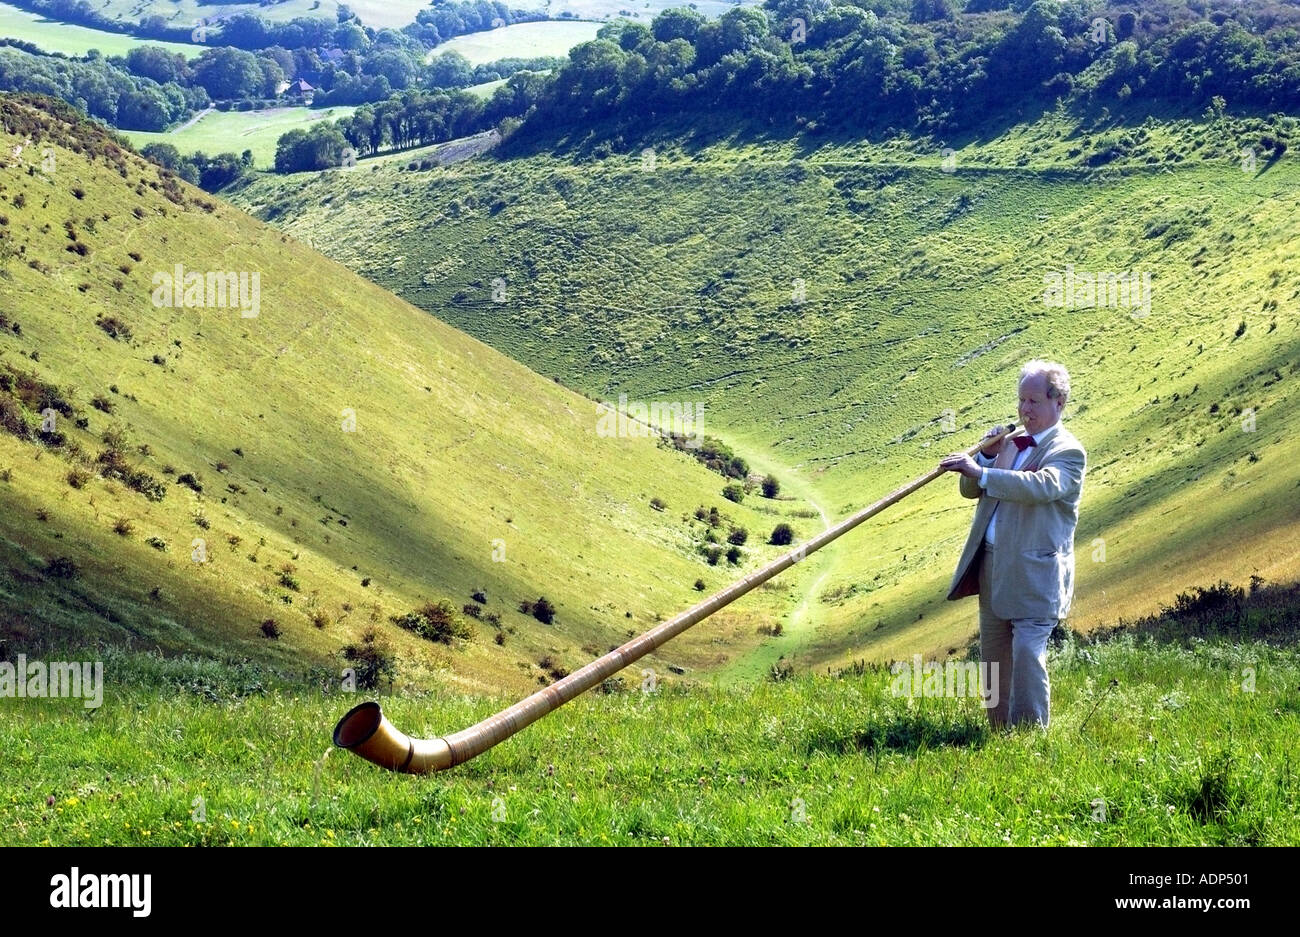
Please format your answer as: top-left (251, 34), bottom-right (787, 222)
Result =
top-left (431, 21), bottom-right (603, 66)
top-left (230, 108), bottom-right (1300, 679)
top-left (0, 96), bottom-right (812, 700)
top-left (122, 107), bottom-right (357, 168)
top-left (1, 589), bottom-right (1297, 844)
top-left (0, 1), bottom-right (201, 57)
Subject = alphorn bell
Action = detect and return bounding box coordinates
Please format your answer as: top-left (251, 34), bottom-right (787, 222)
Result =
top-left (333, 422), bottom-right (1025, 773)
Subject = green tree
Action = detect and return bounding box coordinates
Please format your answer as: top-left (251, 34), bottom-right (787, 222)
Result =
top-left (425, 51), bottom-right (474, 88)
top-left (116, 86), bottom-right (170, 131)
top-left (652, 7), bottom-right (705, 44)
top-left (274, 123), bottom-right (350, 172)
top-left (193, 47), bottom-right (265, 100)
top-left (365, 49), bottom-right (418, 90)
top-left (124, 46), bottom-right (186, 84)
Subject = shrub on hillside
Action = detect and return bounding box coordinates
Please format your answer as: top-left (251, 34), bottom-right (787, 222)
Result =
top-left (128, 471), bottom-right (166, 502)
top-left (46, 556), bottom-right (78, 579)
top-left (5, 369), bottom-right (75, 421)
top-left (722, 483), bottom-right (744, 503)
top-left (392, 599), bottom-right (472, 644)
top-left (530, 596), bottom-right (556, 625)
top-left (342, 627), bottom-right (395, 690)
top-left (96, 316), bottom-right (133, 341)
top-left (0, 397), bottom-right (29, 439)
top-left (1168, 581), bottom-right (1246, 624)
top-left (664, 432), bottom-right (748, 479)
top-left (770, 523), bottom-right (795, 546)
top-left (762, 475), bottom-right (780, 498)
top-left (96, 447), bottom-right (166, 501)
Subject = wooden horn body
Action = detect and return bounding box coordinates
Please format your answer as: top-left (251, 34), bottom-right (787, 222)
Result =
top-left (334, 423), bottom-right (1023, 773)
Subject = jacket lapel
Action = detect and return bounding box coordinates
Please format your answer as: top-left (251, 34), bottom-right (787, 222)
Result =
top-left (1021, 427), bottom-right (1064, 472)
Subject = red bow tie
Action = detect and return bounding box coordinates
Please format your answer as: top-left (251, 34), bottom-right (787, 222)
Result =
top-left (1013, 435), bottom-right (1037, 452)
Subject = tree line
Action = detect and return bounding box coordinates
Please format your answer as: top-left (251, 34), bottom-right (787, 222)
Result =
top-left (272, 73), bottom-right (549, 172)
top-left (270, 0), bottom-right (1300, 174)
top-left (6, 1), bottom-right (544, 53)
top-left (517, 0), bottom-right (1300, 144)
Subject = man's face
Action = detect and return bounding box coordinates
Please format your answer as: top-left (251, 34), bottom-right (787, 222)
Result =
top-left (1018, 373), bottom-right (1063, 436)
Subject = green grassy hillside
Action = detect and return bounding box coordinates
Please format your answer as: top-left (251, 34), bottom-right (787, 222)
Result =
top-left (0, 94), bottom-right (818, 696)
top-left (230, 104), bottom-right (1300, 678)
top-left (4, 580), bottom-right (1297, 845)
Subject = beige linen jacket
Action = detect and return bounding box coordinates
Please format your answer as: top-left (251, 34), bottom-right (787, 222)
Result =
top-left (946, 423), bottom-right (1087, 620)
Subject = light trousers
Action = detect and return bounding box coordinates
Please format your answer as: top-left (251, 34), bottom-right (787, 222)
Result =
top-left (978, 543), bottom-right (1056, 728)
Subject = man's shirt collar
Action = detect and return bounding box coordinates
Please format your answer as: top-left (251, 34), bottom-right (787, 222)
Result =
top-left (1026, 421), bottom-right (1060, 447)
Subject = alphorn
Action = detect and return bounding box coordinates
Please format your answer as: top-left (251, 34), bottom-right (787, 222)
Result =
top-left (333, 422), bottom-right (1024, 773)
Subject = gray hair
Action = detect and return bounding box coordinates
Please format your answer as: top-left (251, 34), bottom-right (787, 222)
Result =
top-left (1020, 359), bottom-right (1071, 403)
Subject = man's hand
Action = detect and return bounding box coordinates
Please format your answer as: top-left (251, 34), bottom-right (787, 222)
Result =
top-left (939, 453), bottom-right (981, 478)
top-left (979, 424), bottom-right (1009, 457)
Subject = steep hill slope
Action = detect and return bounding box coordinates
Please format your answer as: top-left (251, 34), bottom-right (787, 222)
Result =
top-left (231, 107), bottom-right (1300, 676)
top-left (0, 94), bottom-right (815, 694)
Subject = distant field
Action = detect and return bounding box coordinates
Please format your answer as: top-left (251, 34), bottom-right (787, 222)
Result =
top-left (0, 2), bottom-right (202, 58)
top-left (462, 71), bottom-right (553, 98)
top-left (432, 21), bottom-right (603, 66)
top-left (10, 1), bottom-right (431, 31)
top-left (122, 106), bottom-right (356, 168)
top-left (465, 77), bottom-right (509, 99)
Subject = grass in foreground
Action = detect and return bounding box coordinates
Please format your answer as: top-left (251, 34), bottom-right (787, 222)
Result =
top-left (4, 581), bottom-right (1296, 845)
